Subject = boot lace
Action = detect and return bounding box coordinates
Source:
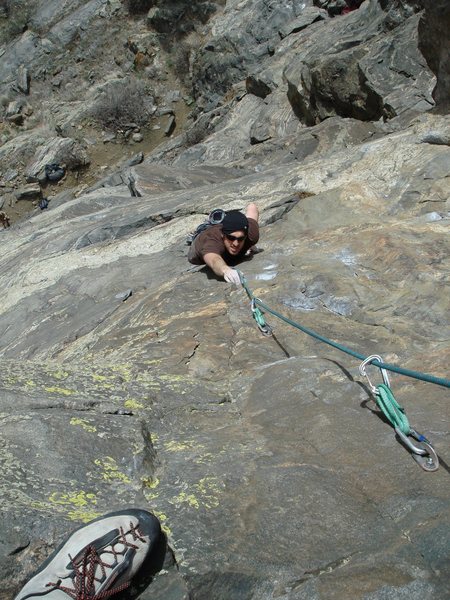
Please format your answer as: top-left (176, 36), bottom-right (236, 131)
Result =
top-left (46, 522), bottom-right (146, 599)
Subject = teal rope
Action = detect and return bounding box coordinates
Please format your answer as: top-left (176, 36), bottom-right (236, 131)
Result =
top-left (238, 274), bottom-right (450, 390)
top-left (376, 384), bottom-right (410, 434)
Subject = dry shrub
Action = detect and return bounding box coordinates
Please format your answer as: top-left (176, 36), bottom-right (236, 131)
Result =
top-left (184, 117), bottom-right (209, 146)
top-left (91, 79), bottom-right (153, 130)
top-left (171, 41), bottom-right (191, 83)
top-left (168, 32), bottom-right (202, 88)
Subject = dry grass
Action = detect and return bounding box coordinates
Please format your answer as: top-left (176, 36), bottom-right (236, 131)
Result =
top-left (90, 79), bottom-right (153, 130)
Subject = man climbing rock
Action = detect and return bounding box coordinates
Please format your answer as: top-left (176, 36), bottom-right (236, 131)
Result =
top-left (188, 203), bottom-right (259, 285)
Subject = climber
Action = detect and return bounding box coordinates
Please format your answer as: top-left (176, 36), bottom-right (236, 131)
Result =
top-left (188, 203), bottom-right (260, 285)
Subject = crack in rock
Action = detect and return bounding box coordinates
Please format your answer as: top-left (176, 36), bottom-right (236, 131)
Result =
top-left (291, 554), bottom-right (354, 589)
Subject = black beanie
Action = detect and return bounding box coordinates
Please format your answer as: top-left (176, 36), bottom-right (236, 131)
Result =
top-left (221, 210), bottom-right (249, 234)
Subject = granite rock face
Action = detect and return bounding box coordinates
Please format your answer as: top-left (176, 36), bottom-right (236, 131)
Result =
top-left (0, 1), bottom-right (449, 599)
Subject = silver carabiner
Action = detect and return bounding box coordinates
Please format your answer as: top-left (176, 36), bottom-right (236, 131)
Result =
top-left (257, 322), bottom-right (273, 337)
top-left (395, 427), bottom-right (439, 472)
top-left (394, 427), bottom-right (427, 456)
top-left (359, 354), bottom-right (391, 395)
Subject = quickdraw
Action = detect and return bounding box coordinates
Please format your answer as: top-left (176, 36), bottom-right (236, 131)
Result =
top-left (359, 356), bottom-right (439, 472)
top-left (238, 270), bottom-right (273, 337)
top-left (251, 298), bottom-right (273, 337)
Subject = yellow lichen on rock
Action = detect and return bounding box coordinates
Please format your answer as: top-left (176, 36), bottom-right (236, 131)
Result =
top-left (124, 398), bottom-right (144, 409)
top-left (195, 476), bottom-right (221, 509)
top-left (152, 510), bottom-right (171, 535)
top-left (93, 457), bottom-right (131, 484)
top-left (70, 417), bottom-right (97, 433)
top-left (44, 386), bottom-right (74, 396)
top-left (172, 491), bottom-right (200, 509)
top-left (142, 476), bottom-right (160, 501)
top-left (48, 490), bottom-right (100, 522)
top-left (164, 440), bottom-right (202, 452)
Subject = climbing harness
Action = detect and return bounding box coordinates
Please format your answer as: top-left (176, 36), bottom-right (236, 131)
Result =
top-left (236, 271), bottom-right (447, 471)
top-left (359, 356), bottom-right (439, 472)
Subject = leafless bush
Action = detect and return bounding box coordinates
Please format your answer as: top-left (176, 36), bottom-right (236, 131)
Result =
top-left (171, 41), bottom-right (191, 84)
top-left (168, 32), bottom-right (201, 89)
top-left (91, 79), bottom-right (153, 131)
top-left (184, 116), bottom-right (210, 146)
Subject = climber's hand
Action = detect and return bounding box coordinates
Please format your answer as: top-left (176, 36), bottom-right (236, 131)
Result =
top-left (224, 268), bottom-right (241, 285)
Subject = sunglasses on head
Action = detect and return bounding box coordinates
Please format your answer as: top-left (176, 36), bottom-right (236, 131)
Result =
top-left (225, 233), bottom-right (247, 242)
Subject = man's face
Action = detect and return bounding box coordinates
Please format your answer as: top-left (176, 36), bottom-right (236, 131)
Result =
top-left (223, 230), bottom-right (247, 256)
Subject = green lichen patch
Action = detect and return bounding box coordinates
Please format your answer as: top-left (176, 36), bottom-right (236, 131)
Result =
top-left (70, 417), bottom-right (97, 433)
top-left (93, 456), bottom-right (131, 484)
top-left (44, 386), bottom-right (75, 396)
top-left (124, 398), bottom-right (145, 409)
top-left (29, 489), bottom-right (101, 523)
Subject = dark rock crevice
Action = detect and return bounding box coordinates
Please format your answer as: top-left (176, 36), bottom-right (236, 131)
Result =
top-left (290, 552), bottom-right (357, 589)
top-left (418, 0), bottom-right (450, 110)
top-left (181, 336), bottom-right (200, 365)
top-left (72, 212), bottom-right (174, 249)
top-left (263, 194), bottom-right (304, 225)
